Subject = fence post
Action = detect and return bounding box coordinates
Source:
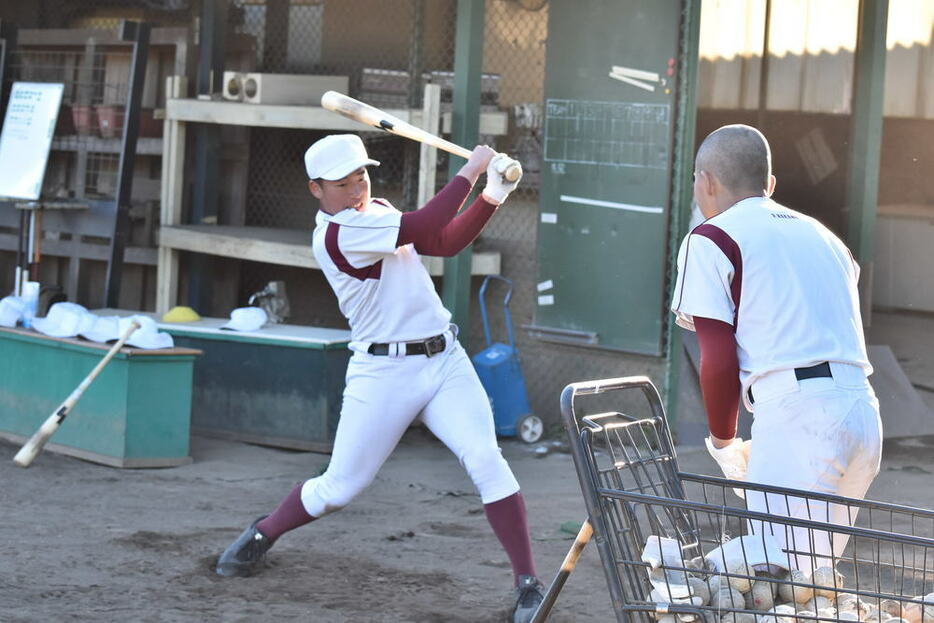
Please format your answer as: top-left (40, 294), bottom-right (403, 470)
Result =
top-left (441, 0), bottom-right (485, 344)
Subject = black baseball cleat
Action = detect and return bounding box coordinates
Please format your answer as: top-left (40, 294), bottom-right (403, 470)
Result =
top-left (512, 575), bottom-right (545, 623)
top-left (215, 516), bottom-right (273, 577)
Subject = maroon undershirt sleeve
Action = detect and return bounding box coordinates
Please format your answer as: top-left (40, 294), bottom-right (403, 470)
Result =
top-left (397, 175), bottom-right (497, 257)
top-left (693, 316), bottom-right (741, 440)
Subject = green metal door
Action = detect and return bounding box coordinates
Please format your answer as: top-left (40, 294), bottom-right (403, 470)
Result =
top-left (534, 0), bottom-right (685, 355)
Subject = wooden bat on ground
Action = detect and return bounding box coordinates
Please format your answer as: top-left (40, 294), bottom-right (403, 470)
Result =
top-left (13, 320), bottom-right (141, 468)
top-left (320, 90), bottom-right (522, 182)
top-left (530, 519), bottom-right (593, 623)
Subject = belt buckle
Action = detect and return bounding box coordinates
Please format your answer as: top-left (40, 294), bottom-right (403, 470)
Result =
top-left (424, 334), bottom-right (445, 357)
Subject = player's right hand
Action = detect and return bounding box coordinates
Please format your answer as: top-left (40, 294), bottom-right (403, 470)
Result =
top-left (705, 436), bottom-right (751, 497)
top-left (481, 153), bottom-right (522, 205)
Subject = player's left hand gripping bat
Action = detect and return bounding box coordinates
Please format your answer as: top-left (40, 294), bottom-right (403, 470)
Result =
top-left (320, 90), bottom-right (522, 182)
top-left (13, 320), bottom-right (141, 467)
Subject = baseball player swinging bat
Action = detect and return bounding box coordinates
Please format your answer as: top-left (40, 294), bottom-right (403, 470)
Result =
top-left (320, 90), bottom-right (522, 182)
top-left (13, 320), bottom-right (141, 467)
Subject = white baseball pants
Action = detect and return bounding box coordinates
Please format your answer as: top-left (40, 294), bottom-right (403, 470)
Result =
top-left (744, 362), bottom-right (882, 573)
top-left (300, 328), bottom-right (520, 518)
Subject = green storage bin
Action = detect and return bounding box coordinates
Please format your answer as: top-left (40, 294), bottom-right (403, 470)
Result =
top-left (95, 310), bottom-right (352, 454)
top-left (0, 327), bottom-right (199, 467)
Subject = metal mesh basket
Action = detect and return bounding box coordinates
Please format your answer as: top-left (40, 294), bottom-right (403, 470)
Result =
top-left (559, 377), bottom-right (934, 623)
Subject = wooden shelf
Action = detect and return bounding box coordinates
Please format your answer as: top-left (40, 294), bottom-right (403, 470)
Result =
top-left (0, 233), bottom-right (157, 265)
top-left (158, 224), bottom-right (500, 276)
top-left (165, 99), bottom-right (508, 136)
top-left (157, 82), bottom-right (504, 311)
top-left (19, 26), bottom-right (190, 48)
top-left (52, 136), bottom-right (164, 156)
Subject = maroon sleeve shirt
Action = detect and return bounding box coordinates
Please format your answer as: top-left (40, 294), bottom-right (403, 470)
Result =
top-left (396, 175), bottom-right (497, 257)
top-left (694, 315), bottom-right (741, 440)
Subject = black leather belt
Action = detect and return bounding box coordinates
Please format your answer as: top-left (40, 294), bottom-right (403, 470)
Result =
top-left (747, 361), bottom-right (832, 404)
top-left (368, 333), bottom-right (447, 357)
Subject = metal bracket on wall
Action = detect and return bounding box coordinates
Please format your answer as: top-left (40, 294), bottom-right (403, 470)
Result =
top-left (522, 324), bottom-right (598, 347)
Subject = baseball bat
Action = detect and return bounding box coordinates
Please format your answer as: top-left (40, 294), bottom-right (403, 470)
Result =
top-left (320, 90), bottom-right (522, 183)
top-left (13, 320), bottom-right (141, 467)
top-left (530, 520), bottom-right (593, 623)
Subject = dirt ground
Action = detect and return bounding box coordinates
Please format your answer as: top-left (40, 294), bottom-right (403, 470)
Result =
top-left (2, 419), bottom-right (934, 622)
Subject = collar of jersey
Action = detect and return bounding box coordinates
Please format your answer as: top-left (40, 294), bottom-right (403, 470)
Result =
top-left (726, 195), bottom-right (771, 213)
top-left (729, 197), bottom-right (772, 210)
top-left (720, 197), bottom-right (772, 220)
top-left (704, 196), bottom-right (771, 226)
top-left (315, 198), bottom-right (393, 226)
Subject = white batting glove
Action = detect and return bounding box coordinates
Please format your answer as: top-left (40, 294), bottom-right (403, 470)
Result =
top-left (481, 154), bottom-right (522, 204)
top-left (705, 437), bottom-right (752, 497)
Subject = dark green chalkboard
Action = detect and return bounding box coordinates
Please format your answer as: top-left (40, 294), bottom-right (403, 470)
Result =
top-left (533, 0), bottom-right (685, 355)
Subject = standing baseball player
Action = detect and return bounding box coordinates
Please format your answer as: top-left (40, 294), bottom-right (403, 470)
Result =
top-left (215, 134), bottom-right (545, 622)
top-left (671, 124), bottom-right (882, 572)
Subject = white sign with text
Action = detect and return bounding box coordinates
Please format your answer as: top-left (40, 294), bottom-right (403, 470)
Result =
top-left (0, 82), bottom-right (64, 200)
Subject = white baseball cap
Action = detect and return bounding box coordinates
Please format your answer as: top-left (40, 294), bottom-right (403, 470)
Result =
top-left (80, 315), bottom-right (121, 343)
top-left (114, 315), bottom-right (174, 350)
top-left (304, 134), bottom-right (380, 180)
top-left (0, 295), bottom-right (27, 328)
top-left (32, 302), bottom-right (97, 338)
top-left (220, 306), bottom-right (268, 332)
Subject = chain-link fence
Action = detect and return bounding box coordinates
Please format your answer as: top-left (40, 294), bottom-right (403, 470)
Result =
top-left (221, 0), bottom-right (651, 429)
top-left (0, 0), bottom-right (670, 431)
top-left (470, 0), bottom-right (667, 432)
top-left (227, 0), bottom-right (458, 320)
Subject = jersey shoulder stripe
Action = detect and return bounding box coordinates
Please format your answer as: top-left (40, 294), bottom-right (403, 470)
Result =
top-left (692, 223), bottom-right (743, 328)
top-left (325, 222), bottom-right (383, 281)
top-left (327, 198), bottom-right (400, 230)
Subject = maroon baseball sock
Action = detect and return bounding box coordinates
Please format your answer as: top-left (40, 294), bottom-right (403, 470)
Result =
top-left (484, 491), bottom-right (537, 585)
top-left (256, 483), bottom-right (315, 544)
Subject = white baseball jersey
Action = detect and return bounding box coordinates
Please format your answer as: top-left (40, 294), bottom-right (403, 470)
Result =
top-left (312, 198), bottom-right (451, 352)
top-left (671, 196), bottom-right (872, 394)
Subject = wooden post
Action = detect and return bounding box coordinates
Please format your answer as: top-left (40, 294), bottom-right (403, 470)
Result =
top-left (417, 83), bottom-right (441, 208)
top-left (157, 75), bottom-right (188, 313)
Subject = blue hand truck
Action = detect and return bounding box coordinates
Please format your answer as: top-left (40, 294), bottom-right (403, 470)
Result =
top-left (472, 275), bottom-right (543, 443)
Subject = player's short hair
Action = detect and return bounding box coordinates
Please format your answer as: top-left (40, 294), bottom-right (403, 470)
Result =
top-left (696, 124), bottom-right (771, 194)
